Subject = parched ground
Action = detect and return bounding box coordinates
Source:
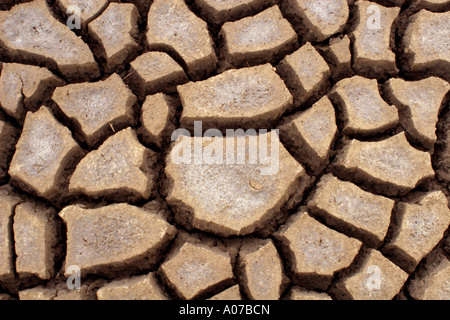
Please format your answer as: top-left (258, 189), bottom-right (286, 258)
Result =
top-left (0, 0), bottom-right (449, 300)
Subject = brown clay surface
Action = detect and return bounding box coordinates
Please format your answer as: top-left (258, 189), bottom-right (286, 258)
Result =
top-left (0, 0), bottom-right (449, 301)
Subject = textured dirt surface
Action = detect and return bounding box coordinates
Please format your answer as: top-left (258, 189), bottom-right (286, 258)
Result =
top-left (0, 0), bottom-right (449, 300)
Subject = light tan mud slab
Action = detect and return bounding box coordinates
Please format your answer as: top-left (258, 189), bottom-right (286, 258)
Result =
top-left (165, 132), bottom-right (309, 236)
top-left (146, 0), bottom-right (217, 80)
top-left (220, 5), bottom-right (298, 68)
top-left (0, 0), bottom-right (100, 81)
top-left (52, 73), bottom-right (137, 147)
top-left (178, 64), bottom-right (293, 129)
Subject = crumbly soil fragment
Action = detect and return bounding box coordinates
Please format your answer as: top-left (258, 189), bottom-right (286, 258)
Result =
top-left (209, 285), bottom-right (243, 300)
top-left (165, 132), bottom-right (308, 236)
top-left (285, 286), bottom-right (332, 300)
top-left (146, 0), bottom-right (217, 80)
top-left (333, 132), bottom-right (435, 196)
top-left (0, 185), bottom-right (24, 284)
top-left (238, 238), bottom-right (287, 300)
top-left (88, 3), bottom-right (140, 73)
top-left (384, 77), bottom-right (449, 149)
top-left (60, 203), bottom-right (177, 277)
top-left (277, 43), bottom-right (331, 108)
top-left (329, 75), bottom-right (399, 136)
top-left (128, 51), bottom-right (188, 98)
top-left (18, 281), bottom-right (95, 300)
top-left (53, 285), bottom-right (97, 300)
top-left (69, 128), bottom-right (158, 202)
top-left (278, 96), bottom-right (337, 173)
top-left (52, 73), bottom-right (137, 147)
top-left (275, 211), bottom-right (362, 290)
top-left (407, 249), bottom-right (450, 300)
top-left (0, 120), bottom-right (19, 184)
top-left (308, 174), bottom-right (395, 247)
top-left (13, 201), bottom-right (59, 280)
top-left (0, 0), bottom-right (100, 81)
top-left (351, 1), bottom-right (400, 78)
top-left (178, 64), bottom-right (293, 129)
top-left (96, 273), bottom-right (168, 300)
top-left (18, 286), bottom-right (59, 300)
top-left (0, 293), bottom-right (14, 300)
top-left (282, 0), bottom-right (349, 42)
top-left (401, 10), bottom-right (450, 80)
top-left (139, 93), bottom-right (177, 149)
top-left (8, 107), bottom-right (84, 201)
top-left (220, 6), bottom-right (298, 68)
top-left (0, 63), bottom-right (64, 122)
top-left (159, 241), bottom-right (234, 300)
top-left (383, 191), bottom-right (450, 273)
top-left (331, 248), bottom-right (408, 300)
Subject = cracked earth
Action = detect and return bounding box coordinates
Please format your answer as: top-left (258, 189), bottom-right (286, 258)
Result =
top-left (0, 0), bottom-right (449, 300)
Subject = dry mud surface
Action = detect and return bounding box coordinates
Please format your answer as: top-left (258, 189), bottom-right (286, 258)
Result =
top-left (0, 0), bottom-right (449, 300)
